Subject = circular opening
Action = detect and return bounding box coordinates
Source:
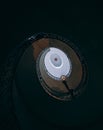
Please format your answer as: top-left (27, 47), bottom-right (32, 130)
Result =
top-left (44, 47), bottom-right (71, 79)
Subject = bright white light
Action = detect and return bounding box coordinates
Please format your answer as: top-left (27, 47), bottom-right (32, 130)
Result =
top-left (44, 47), bottom-right (71, 79)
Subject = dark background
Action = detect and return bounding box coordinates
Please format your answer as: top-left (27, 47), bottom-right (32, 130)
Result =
top-left (0, 1), bottom-right (103, 130)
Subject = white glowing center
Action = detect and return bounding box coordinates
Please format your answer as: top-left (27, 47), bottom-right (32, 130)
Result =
top-left (44, 47), bottom-right (71, 79)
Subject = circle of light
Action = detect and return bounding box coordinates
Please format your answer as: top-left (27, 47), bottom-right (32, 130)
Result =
top-left (44, 47), bottom-right (71, 79)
